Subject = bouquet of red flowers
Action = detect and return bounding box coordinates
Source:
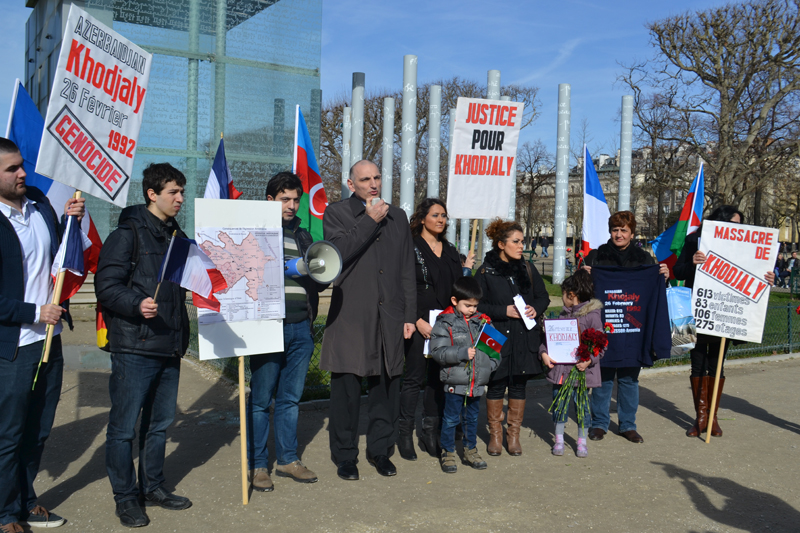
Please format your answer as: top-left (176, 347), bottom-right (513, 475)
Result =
top-left (548, 328), bottom-right (609, 427)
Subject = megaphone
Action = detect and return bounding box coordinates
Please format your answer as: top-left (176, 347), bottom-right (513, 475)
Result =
top-left (284, 240), bottom-right (343, 284)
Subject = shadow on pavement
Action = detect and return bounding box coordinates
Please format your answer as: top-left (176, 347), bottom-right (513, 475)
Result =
top-left (638, 384), bottom-right (695, 432)
top-left (654, 462), bottom-right (800, 532)
top-left (721, 394), bottom-right (800, 436)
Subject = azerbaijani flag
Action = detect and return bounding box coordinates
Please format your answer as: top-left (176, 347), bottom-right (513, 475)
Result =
top-left (651, 164), bottom-right (705, 278)
top-left (293, 106), bottom-right (327, 242)
top-left (6, 80), bottom-right (102, 276)
top-left (157, 236), bottom-right (228, 312)
top-left (580, 145), bottom-right (611, 259)
top-left (204, 138), bottom-right (243, 200)
top-left (476, 323), bottom-right (507, 361)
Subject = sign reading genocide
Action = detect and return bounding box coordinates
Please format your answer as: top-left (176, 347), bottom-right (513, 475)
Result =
top-left (692, 221), bottom-right (779, 343)
top-left (36, 4), bottom-right (152, 207)
top-left (446, 97), bottom-right (524, 219)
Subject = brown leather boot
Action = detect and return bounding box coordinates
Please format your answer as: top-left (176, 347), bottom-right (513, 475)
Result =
top-left (686, 377), bottom-right (707, 437)
top-left (505, 399), bottom-right (525, 456)
top-left (708, 377), bottom-right (725, 437)
top-left (486, 399), bottom-right (504, 456)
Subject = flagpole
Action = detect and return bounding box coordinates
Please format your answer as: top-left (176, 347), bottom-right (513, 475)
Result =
top-left (5, 79), bottom-right (20, 137)
top-left (42, 191), bottom-right (81, 364)
top-left (292, 105), bottom-right (299, 174)
top-left (153, 230), bottom-right (178, 303)
top-left (705, 338), bottom-right (726, 444)
top-left (239, 355), bottom-right (249, 505)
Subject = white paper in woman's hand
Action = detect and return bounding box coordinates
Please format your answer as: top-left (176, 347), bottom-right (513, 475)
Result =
top-left (513, 295), bottom-right (536, 330)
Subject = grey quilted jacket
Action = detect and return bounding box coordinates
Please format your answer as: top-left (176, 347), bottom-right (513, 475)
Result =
top-left (430, 307), bottom-right (500, 397)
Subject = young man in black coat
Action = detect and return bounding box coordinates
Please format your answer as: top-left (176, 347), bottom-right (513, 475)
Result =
top-left (95, 163), bottom-right (191, 528)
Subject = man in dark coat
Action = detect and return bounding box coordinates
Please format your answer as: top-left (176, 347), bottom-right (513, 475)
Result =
top-left (0, 138), bottom-right (84, 531)
top-left (320, 160), bottom-right (416, 480)
top-left (95, 163), bottom-right (192, 528)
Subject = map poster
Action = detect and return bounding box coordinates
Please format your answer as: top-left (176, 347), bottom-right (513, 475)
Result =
top-left (544, 319), bottom-right (580, 364)
top-left (692, 221), bottom-right (779, 344)
top-left (195, 228), bottom-right (284, 325)
top-left (195, 199), bottom-right (284, 360)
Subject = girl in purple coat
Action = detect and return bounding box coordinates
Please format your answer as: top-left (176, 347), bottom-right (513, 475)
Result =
top-left (540, 270), bottom-right (605, 458)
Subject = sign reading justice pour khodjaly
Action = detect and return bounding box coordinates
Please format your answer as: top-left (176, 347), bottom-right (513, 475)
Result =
top-left (446, 97), bottom-right (524, 219)
top-left (36, 4), bottom-right (151, 207)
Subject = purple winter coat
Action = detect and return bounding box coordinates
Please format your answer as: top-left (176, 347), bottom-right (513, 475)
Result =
top-left (539, 299), bottom-right (605, 388)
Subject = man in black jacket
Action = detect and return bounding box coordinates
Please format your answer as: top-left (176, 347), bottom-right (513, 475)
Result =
top-left (95, 163), bottom-right (191, 528)
top-left (0, 137), bottom-right (84, 531)
top-left (247, 172), bottom-right (322, 493)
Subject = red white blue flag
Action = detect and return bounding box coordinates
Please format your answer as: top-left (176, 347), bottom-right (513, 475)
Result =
top-left (204, 138), bottom-right (243, 200)
top-left (581, 145), bottom-right (611, 259)
top-left (157, 236), bottom-right (228, 311)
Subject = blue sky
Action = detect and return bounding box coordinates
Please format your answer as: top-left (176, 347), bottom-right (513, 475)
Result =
top-left (2, 0), bottom-right (724, 158)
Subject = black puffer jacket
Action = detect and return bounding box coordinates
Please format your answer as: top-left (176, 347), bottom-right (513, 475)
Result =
top-left (474, 250), bottom-right (550, 380)
top-left (95, 205), bottom-right (189, 357)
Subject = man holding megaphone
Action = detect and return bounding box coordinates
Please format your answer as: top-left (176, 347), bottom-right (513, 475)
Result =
top-left (247, 172), bottom-right (328, 493)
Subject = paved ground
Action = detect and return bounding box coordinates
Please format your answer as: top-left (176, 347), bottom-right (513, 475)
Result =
top-left (33, 320), bottom-right (800, 533)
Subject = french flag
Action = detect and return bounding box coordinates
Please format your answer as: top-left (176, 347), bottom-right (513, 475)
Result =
top-left (6, 79), bottom-right (101, 288)
top-left (580, 145), bottom-right (611, 259)
top-left (157, 236), bottom-right (228, 312)
top-left (50, 213), bottom-right (94, 303)
top-left (204, 138), bottom-right (243, 200)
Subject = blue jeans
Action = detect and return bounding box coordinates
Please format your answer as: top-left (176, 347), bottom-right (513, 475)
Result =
top-left (590, 366), bottom-right (640, 433)
top-left (0, 337), bottom-right (63, 526)
top-left (440, 392), bottom-right (480, 452)
top-left (542, 246), bottom-right (549, 257)
top-left (247, 319), bottom-right (314, 468)
top-left (552, 385), bottom-right (591, 427)
top-left (106, 353), bottom-right (181, 503)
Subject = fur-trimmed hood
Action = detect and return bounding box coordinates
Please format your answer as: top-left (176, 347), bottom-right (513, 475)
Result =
top-left (564, 298), bottom-right (603, 318)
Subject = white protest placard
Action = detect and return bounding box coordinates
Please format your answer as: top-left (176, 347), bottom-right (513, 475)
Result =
top-left (692, 221), bottom-right (779, 343)
top-left (195, 199), bottom-right (285, 360)
top-left (446, 97), bottom-right (525, 219)
top-left (423, 308), bottom-right (443, 357)
top-left (544, 318), bottom-right (581, 364)
top-left (36, 4), bottom-right (151, 207)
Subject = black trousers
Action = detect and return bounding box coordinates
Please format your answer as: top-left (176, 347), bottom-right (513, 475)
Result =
top-left (486, 375), bottom-right (530, 400)
top-left (329, 355), bottom-right (401, 464)
top-left (690, 334), bottom-right (730, 378)
top-left (399, 332), bottom-right (444, 421)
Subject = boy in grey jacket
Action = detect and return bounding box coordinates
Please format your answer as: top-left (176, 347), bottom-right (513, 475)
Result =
top-left (430, 277), bottom-right (500, 473)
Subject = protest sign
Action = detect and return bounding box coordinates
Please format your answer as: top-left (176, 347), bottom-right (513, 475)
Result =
top-left (446, 97), bottom-right (524, 219)
top-left (692, 221), bottom-right (779, 343)
top-left (544, 318), bottom-right (580, 364)
top-left (36, 4), bottom-right (151, 207)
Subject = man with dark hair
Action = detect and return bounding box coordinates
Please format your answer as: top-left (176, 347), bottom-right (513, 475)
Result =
top-left (321, 160), bottom-right (416, 481)
top-left (0, 137), bottom-right (84, 531)
top-left (247, 171), bottom-right (322, 493)
top-left (95, 162), bottom-right (191, 528)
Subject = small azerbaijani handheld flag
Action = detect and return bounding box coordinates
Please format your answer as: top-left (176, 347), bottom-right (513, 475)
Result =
top-left (651, 164), bottom-right (705, 279)
top-left (204, 138), bottom-right (243, 200)
top-left (293, 106), bottom-right (327, 241)
top-left (157, 236), bottom-right (228, 311)
top-left (476, 323), bottom-right (507, 361)
top-left (580, 145), bottom-right (611, 260)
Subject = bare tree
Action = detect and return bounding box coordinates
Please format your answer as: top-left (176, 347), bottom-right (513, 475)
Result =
top-left (515, 140), bottom-right (555, 241)
top-left (620, 0), bottom-right (800, 212)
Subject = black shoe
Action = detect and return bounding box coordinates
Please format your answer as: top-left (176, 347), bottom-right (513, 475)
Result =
top-left (144, 487), bottom-right (192, 511)
top-left (116, 500), bottom-right (149, 528)
top-left (367, 454), bottom-right (397, 477)
top-left (588, 428), bottom-right (606, 441)
top-left (397, 419), bottom-right (418, 461)
top-left (336, 460), bottom-right (359, 481)
top-left (418, 417), bottom-right (440, 457)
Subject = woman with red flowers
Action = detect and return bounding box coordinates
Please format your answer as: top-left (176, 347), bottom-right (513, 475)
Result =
top-left (540, 270), bottom-right (605, 458)
top-left (673, 205), bottom-right (775, 438)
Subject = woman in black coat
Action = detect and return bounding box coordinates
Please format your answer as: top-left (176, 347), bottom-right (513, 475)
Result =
top-left (582, 211), bottom-right (669, 445)
top-left (398, 199), bottom-right (471, 460)
top-left (474, 219), bottom-right (550, 456)
top-left (673, 205), bottom-right (775, 439)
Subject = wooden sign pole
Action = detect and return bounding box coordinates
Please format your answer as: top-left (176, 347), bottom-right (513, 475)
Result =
top-left (705, 338), bottom-right (727, 444)
top-left (239, 356), bottom-right (249, 505)
top-left (469, 220), bottom-right (479, 257)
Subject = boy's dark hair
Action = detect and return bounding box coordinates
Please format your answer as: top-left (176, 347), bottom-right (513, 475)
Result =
top-left (561, 269), bottom-right (594, 303)
top-left (0, 137), bottom-right (20, 156)
top-left (266, 171), bottom-right (303, 200)
top-left (142, 163), bottom-right (186, 205)
top-left (452, 276), bottom-right (482, 302)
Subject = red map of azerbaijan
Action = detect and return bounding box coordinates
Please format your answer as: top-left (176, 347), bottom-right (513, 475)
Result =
top-left (199, 232), bottom-right (276, 302)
